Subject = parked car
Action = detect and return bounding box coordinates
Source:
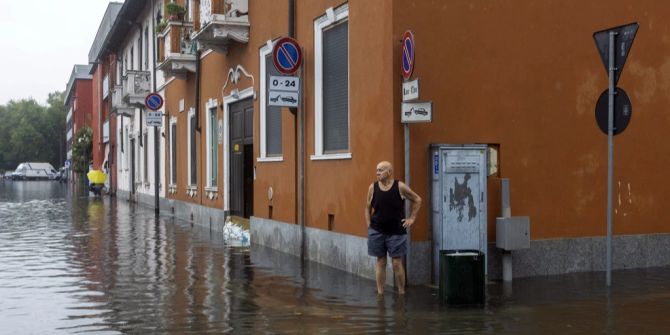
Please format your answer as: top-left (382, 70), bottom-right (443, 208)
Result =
top-left (11, 162), bottom-right (58, 180)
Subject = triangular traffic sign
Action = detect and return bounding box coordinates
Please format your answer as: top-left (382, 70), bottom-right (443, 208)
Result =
top-left (593, 22), bottom-right (638, 86)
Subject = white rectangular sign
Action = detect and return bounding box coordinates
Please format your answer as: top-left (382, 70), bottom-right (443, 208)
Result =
top-left (146, 111), bottom-right (163, 127)
top-left (270, 76), bottom-right (300, 92)
top-left (268, 91), bottom-right (299, 107)
top-left (402, 79), bottom-right (419, 101)
top-left (401, 101), bottom-right (432, 123)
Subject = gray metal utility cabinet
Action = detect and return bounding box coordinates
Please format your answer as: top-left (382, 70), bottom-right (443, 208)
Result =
top-left (430, 144), bottom-right (488, 283)
top-left (496, 217), bottom-right (530, 250)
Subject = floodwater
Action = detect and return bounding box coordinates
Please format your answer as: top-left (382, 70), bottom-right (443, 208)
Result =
top-left (1, 181), bottom-right (670, 334)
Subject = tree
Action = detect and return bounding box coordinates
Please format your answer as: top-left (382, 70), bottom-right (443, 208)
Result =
top-left (0, 92), bottom-right (67, 171)
top-left (72, 126), bottom-right (92, 173)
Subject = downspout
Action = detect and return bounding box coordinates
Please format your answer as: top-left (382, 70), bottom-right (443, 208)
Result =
top-left (107, 58), bottom-right (115, 196)
top-left (97, 63), bottom-right (103, 169)
top-left (195, 49), bottom-right (202, 205)
top-left (152, 0), bottom-right (160, 215)
top-left (288, 0), bottom-right (305, 263)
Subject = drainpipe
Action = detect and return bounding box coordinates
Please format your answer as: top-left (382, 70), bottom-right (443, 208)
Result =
top-left (195, 48), bottom-right (202, 208)
top-left (152, 0), bottom-right (160, 216)
top-left (107, 58), bottom-right (115, 197)
top-left (288, 0), bottom-right (305, 262)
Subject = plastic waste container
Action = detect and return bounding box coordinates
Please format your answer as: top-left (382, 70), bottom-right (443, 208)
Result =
top-left (438, 249), bottom-right (485, 305)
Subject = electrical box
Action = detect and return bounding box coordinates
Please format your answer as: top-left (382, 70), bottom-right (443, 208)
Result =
top-left (496, 216), bottom-right (530, 250)
top-left (430, 144), bottom-right (488, 283)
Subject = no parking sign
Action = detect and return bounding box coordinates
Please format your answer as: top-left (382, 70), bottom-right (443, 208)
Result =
top-left (402, 30), bottom-right (415, 81)
top-left (272, 37), bottom-right (303, 74)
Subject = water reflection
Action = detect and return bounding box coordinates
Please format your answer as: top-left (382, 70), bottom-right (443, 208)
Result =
top-left (2, 181), bottom-right (670, 334)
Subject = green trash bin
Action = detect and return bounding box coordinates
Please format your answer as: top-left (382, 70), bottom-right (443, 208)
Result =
top-left (438, 249), bottom-right (485, 305)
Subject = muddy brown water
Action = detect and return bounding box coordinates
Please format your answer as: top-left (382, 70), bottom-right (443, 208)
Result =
top-left (1, 181), bottom-right (670, 334)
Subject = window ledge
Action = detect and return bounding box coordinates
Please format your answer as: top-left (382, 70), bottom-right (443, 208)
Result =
top-left (310, 153), bottom-right (352, 161)
top-left (257, 156), bottom-right (283, 163)
top-left (205, 186), bottom-right (218, 192)
top-left (186, 185), bottom-right (197, 198)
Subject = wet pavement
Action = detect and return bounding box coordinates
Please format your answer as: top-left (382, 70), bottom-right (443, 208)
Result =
top-left (1, 180), bottom-right (670, 334)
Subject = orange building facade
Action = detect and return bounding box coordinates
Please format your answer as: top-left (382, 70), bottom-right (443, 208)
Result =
top-left (76, 0), bottom-right (670, 283)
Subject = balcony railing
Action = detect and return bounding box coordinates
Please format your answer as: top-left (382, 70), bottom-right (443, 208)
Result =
top-left (122, 70), bottom-right (151, 106)
top-left (157, 21), bottom-right (197, 79)
top-left (111, 85), bottom-right (134, 117)
top-left (192, 0), bottom-right (249, 53)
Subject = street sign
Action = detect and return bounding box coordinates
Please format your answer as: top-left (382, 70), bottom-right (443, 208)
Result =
top-left (269, 76), bottom-right (300, 92)
top-left (145, 93), bottom-right (164, 111)
top-left (272, 37), bottom-right (303, 74)
top-left (595, 87), bottom-right (632, 136)
top-left (268, 91), bottom-right (299, 108)
top-left (593, 22), bottom-right (639, 86)
top-left (401, 101), bottom-right (432, 123)
top-left (64, 159), bottom-right (71, 168)
top-left (402, 30), bottom-right (415, 81)
top-left (402, 79), bottom-right (419, 101)
top-left (269, 75), bottom-right (300, 107)
top-left (146, 111), bottom-right (163, 127)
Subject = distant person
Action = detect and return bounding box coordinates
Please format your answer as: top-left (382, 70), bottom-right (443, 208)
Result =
top-left (365, 161), bottom-right (421, 295)
top-left (89, 183), bottom-right (104, 196)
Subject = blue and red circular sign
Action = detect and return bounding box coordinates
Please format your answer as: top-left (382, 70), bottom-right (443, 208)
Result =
top-left (401, 30), bottom-right (415, 81)
top-left (272, 37), bottom-right (303, 74)
top-left (145, 93), bottom-right (164, 111)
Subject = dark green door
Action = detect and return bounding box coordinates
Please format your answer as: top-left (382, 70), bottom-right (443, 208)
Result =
top-left (229, 99), bottom-right (254, 218)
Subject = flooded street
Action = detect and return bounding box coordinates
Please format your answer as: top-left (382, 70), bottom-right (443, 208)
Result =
top-left (2, 181), bottom-right (670, 334)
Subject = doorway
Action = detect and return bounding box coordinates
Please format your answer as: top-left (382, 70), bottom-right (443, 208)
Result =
top-left (130, 138), bottom-right (136, 195)
top-left (229, 98), bottom-right (254, 218)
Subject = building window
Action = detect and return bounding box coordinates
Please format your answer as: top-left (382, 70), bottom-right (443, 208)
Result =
top-left (313, 4), bottom-right (350, 160)
top-left (170, 118), bottom-right (177, 185)
top-left (143, 132), bottom-right (148, 182)
top-left (258, 45), bottom-right (282, 160)
top-left (133, 136), bottom-right (139, 182)
top-left (206, 100), bottom-right (218, 187)
top-left (130, 46), bottom-right (134, 70)
top-left (144, 27), bottom-right (150, 70)
top-left (124, 127), bottom-right (129, 171)
top-left (188, 108), bottom-right (197, 186)
top-left (138, 33), bottom-right (143, 72)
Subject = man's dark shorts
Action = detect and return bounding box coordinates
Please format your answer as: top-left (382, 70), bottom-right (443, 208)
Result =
top-left (367, 226), bottom-right (407, 258)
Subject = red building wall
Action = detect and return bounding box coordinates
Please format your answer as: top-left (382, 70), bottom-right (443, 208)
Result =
top-left (73, 79), bottom-right (93, 139)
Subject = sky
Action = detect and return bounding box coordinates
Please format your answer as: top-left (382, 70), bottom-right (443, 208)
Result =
top-left (0, 0), bottom-right (123, 106)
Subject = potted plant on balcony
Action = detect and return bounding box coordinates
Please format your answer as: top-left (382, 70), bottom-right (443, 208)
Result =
top-left (155, 19), bottom-right (168, 33)
top-left (165, 2), bottom-right (186, 21)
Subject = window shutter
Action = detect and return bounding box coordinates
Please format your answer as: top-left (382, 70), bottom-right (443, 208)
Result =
top-left (171, 123), bottom-right (177, 184)
top-left (323, 21), bottom-right (349, 152)
top-left (190, 116), bottom-right (197, 184)
top-left (266, 56), bottom-right (282, 156)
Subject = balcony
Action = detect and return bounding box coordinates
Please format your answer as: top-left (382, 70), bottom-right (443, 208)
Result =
top-left (111, 85), bottom-right (134, 117)
top-left (122, 70), bottom-right (151, 106)
top-left (157, 21), bottom-right (197, 79)
top-left (192, 0), bottom-right (249, 53)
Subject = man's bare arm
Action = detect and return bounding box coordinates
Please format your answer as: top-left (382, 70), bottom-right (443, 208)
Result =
top-left (365, 183), bottom-right (374, 227)
top-left (399, 181), bottom-right (422, 227)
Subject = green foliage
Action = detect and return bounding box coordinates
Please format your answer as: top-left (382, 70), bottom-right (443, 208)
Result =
top-left (156, 19), bottom-right (168, 33)
top-left (165, 2), bottom-right (185, 19)
top-left (71, 126), bottom-right (92, 173)
top-left (0, 92), bottom-right (67, 171)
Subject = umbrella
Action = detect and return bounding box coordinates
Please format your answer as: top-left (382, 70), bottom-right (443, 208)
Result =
top-left (87, 170), bottom-right (107, 184)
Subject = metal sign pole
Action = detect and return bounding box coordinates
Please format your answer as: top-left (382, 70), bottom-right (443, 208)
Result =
top-left (404, 123), bottom-right (411, 280)
top-left (606, 31), bottom-right (616, 287)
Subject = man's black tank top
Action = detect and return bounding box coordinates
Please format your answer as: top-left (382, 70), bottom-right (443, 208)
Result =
top-left (370, 180), bottom-right (406, 235)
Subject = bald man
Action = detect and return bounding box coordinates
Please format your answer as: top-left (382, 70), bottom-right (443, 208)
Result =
top-left (365, 161), bottom-right (422, 295)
